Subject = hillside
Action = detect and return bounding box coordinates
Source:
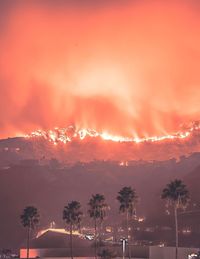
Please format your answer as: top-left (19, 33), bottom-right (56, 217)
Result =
top-left (1, 123), bottom-right (200, 165)
top-left (0, 154), bottom-right (200, 249)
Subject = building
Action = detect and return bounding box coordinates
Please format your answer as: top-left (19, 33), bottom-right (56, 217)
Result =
top-left (20, 228), bottom-right (199, 259)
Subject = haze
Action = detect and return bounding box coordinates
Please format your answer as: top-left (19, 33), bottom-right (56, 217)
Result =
top-left (1, 0), bottom-right (200, 138)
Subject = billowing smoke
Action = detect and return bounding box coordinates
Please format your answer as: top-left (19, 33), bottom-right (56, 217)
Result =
top-left (1, 0), bottom-right (200, 138)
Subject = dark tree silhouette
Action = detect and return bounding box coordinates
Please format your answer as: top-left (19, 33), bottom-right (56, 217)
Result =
top-left (98, 248), bottom-right (116, 259)
top-left (20, 206), bottom-right (39, 259)
top-left (117, 187), bottom-right (138, 258)
top-left (162, 179), bottom-right (190, 259)
top-left (1, 249), bottom-right (12, 259)
top-left (88, 194), bottom-right (109, 259)
top-left (63, 201), bottom-right (83, 259)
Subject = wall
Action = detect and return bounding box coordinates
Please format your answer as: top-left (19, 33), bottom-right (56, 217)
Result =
top-left (149, 246), bottom-right (199, 259)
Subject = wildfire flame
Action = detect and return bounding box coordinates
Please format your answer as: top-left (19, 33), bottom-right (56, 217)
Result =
top-left (25, 121), bottom-right (200, 146)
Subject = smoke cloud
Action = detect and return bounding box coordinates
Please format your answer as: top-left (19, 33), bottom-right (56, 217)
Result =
top-left (1, 0), bottom-right (200, 138)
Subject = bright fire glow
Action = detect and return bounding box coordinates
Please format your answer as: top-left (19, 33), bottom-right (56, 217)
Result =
top-left (36, 228), bottom-right (83, 238)
top-left (25, 121), bottom-right (200, 145)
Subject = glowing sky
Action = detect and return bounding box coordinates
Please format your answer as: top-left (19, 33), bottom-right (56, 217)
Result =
top-left (0, 0), bottom-right (200, 138)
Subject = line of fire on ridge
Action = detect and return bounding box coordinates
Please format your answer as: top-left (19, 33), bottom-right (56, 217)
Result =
top-left (24, 122), bottom-right (200, 145)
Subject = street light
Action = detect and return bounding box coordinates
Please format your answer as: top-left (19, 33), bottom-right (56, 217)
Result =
top-left (120, 238), bottom-right (128, 259)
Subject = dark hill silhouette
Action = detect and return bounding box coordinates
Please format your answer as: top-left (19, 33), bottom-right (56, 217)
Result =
top-left (1, 153), bottom-right (200, 249)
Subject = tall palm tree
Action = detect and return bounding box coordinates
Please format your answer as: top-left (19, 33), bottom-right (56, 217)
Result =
top-left (20, 206), bottom-right (39, 259)
top-left (161, 179), bottom-right (190, 259)
top-left (88, 194), bottom-right (108, 259)
top-left (117, 187), bottom-right (138, 258)
top-left (63, 201), bottom-right (83, 259)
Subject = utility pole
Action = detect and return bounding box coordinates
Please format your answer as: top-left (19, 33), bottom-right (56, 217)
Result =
top-left (120, 238), bottom-right (128, 259)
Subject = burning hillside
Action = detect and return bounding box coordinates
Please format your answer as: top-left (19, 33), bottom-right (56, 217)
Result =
top-left (0, 121), bottom-right (198, 164)
top-left (25, 121), bottom-right (200, 145)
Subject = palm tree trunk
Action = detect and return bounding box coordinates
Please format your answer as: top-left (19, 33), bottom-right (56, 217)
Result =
top-left (94, 218), bottom-right (97, 259)
top-left (174, 206), bottom-right (178, 259)
top-left (26, 226), bottom-right (30, 259)
top-left (126, 211), bottom-right (131, 259)
top-left (70, 224), bottom-right (73, 259)
top-left (99, 220), bottom-right (103, 245)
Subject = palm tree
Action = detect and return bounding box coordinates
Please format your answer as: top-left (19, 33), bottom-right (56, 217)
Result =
top-left (161, 179), bottom-right (190, 259)
top-left (63, 201), bottom-right (83, 259)
top-left (88, 194), bottom-right (108, 259)
top-left (117, 187), bottom-right (138, 258)
top-left (20, 206), bottom-right (39, 259)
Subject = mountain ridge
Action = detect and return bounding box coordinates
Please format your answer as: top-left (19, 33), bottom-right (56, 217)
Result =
top-left (1, 129), bottom-right (200, 165)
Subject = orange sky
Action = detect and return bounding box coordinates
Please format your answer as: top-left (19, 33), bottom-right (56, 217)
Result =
top-left (0, 0), bottom-right (200, 138)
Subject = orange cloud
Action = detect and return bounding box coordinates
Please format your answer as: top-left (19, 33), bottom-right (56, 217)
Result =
top-left (0, 0), bottom-right (200, 138)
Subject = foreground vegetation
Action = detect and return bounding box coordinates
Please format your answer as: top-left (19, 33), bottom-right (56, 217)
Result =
top-left (21, 179), bottom-right (190, 259)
